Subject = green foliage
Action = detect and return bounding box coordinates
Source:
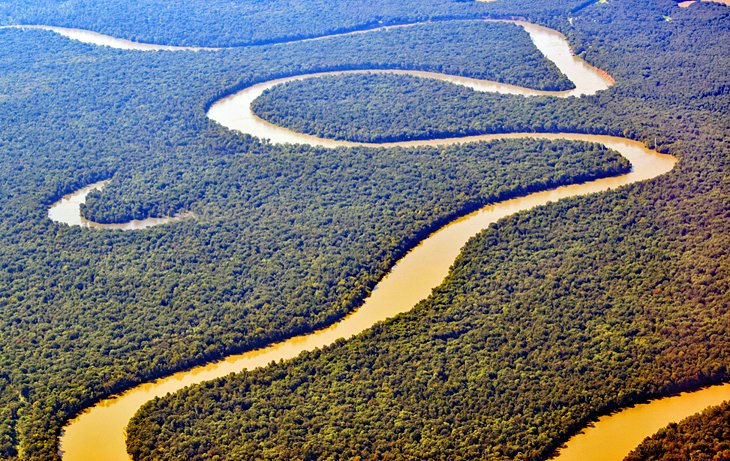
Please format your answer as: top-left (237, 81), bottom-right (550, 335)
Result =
top-left (252, 73), bottom-right (575, 143)
top-left (0, 0), bottom-right (727, 460)
top-left (127, 157), bottom-right (730, 461)
top-left (625, 402), bottom-right (730, 461)
top-left (252, 6), bottom-right (730, 145)
top-left (0, 14), bottom-right (627, 460)
top-left (0, 0), bottom-right (591, 47)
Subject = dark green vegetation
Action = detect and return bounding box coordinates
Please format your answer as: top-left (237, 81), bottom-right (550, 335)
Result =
top-left (254, 7), bottom-right (730, 147)
top-left (626, 401), bottom-right (730, 461)
top-left (0, 14), bottom-right (620, 461)
top-left (251, 71), bottom-right (580, 143)
top-left (126, 1), bottom-right (730, 461)
top-left (0, 0), bottom-right (590, 47)
top-left (80, 20), bottom-right (574, 224)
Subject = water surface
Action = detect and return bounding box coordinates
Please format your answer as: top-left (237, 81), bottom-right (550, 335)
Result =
top-left (553, 384), bottom-right (730, 461)
top-left (48, 181), bottom-right (189, 230)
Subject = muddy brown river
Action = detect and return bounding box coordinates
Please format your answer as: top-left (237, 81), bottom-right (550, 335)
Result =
top-left (18, 18), bottom-right (721, 461)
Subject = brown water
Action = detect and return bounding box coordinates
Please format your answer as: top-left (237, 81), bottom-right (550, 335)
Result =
top-left (47, 181), bottom-right (190, 230)
top-left (207, 21), bottom-right (613, 144)
top-left (553, 384), bottom-right (730, 461)
top-left (2, 19), bottom-right (535, 52)
top-left (2, 24), bottom-right (419, 51)
top-left (58, 136), bottom-right (678, 461)
top-left (1, 25), bottom-right (215, 51)
top-left (44, 17), bottom-right (714, 461)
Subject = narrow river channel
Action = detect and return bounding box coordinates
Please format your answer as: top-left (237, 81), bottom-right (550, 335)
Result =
top-left (17, 17), bottom-right (721, 461)
top-left (47, 180), bottom-right (190, 230)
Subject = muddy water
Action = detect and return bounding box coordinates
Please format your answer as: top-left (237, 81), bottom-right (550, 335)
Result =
top-left (207, 22), bottom-right (612, 145)
top-left (1, 24), bottom-right (214, 51)
top-left (4, 18), bottom-right (570, 54)
top-left (205, 65), bottom-right (597, 149)
top-left (58, 136), bottom-right (677, 461)
top-left (553, 383), bottom-right (730, 461)
top-left (47, 181), bottom-right (189, 230)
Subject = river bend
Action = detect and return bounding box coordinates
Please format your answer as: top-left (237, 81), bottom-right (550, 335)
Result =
top-left (19, 17), bottom-right (721, 461)
top-left (47, 181), bottom-right (190, 230)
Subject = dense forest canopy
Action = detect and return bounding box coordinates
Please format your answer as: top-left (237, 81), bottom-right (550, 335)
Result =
top-left (251, 6), bottom-right (730, 147)
top-left (0, 0), bottom-right (591, 47)
top-left (0, 9), bottom-right (647, 460)
top-left (0, 0), bottom-right (727, 460)
top-left (250, 73), bottom-right (587, 143)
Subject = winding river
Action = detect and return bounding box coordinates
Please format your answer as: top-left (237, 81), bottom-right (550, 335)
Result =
top-left (17, 18), bottom-right (725, 461)
top-left (47, 181), bottom-right (190, 230)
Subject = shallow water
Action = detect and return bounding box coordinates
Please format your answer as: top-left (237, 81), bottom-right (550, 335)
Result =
top-left (47, 181), bottom-right (189, 230)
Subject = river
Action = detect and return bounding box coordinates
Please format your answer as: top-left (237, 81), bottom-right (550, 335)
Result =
top-left (47, 180), bottom-right (190, 230)
top-left (56, 133), bottom-right (685, 461)
top-left (16, 17), bottom-right (719, 461)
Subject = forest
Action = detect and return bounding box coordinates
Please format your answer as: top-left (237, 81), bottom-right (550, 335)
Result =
top-left (625, 402), bottom-right (730, 461)
top-left (251, 73), bottom-right (585, 143)
top-left (126, 1), bottom-right (730, 460)
top-left (0, 12), bottom-right (639, 460)
top-left (0, 0), bottom-right (727, 460)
